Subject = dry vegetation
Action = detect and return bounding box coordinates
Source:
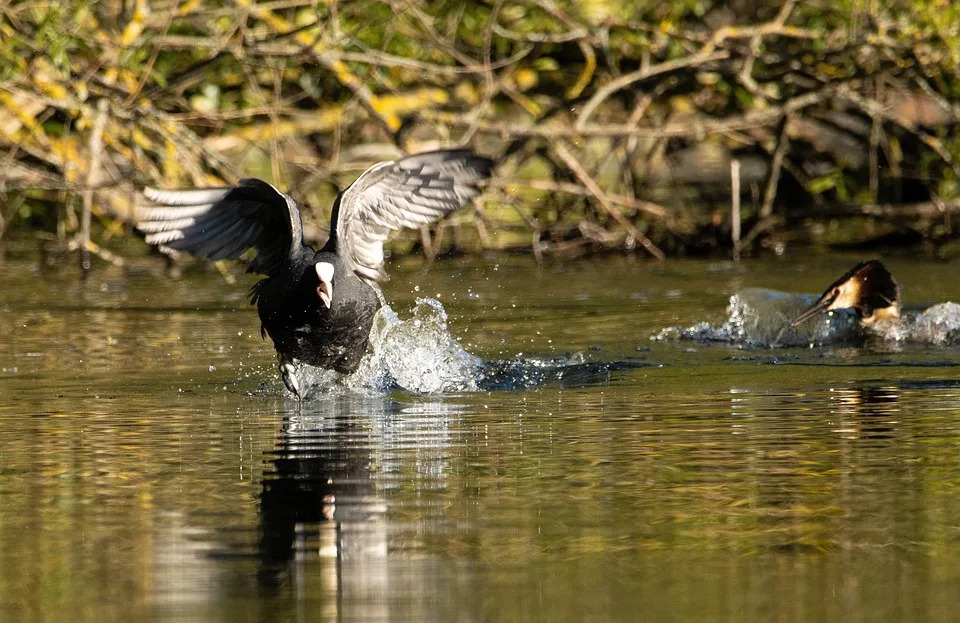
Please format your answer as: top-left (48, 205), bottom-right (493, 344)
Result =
top-left (2, 0), bottom-right (960, 266)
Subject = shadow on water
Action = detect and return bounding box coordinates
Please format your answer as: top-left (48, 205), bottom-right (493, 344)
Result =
top-left (477, 357), bottom-right (656, 391)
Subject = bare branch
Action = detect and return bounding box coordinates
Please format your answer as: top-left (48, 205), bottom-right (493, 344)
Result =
top-left (553, 141), bottom-right (665, 260)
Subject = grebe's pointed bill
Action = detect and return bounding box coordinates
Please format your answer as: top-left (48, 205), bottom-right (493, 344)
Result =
top-left (316, 262), bottom-right (334, 309)
top-left (792, 290), bottom-right (838, 326)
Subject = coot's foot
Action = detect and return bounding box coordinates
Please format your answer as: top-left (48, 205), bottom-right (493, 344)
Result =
top-left (279, 356), bottom-right (301, 398)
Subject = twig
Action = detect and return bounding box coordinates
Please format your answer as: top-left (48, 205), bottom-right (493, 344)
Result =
top-left (868, 78), bottom-right (882, 203)
top-left (67, 238), bottom-right (125, 268)
top-left (237, 0), bottom-right (404, 132)
top-left (79, 99), bottom-right (109, 272)
top-left (731, 159), bottom-right (741, 261)
top-left (788, 199), bottom-right (960, 219)
top-left (525, 0), bottom-right (596, 99)
top-left (741, 215), bottom-right (782, 248)
top-left (837, 85), bottom-right (960, 178)
top-left (0, 193), bottom-right (24, 241)
top-left (493, 24), bottom-right (587, 44)
top-left (248, 42), bottom-right (535, 74)
top-left (425, 86), bottom-right (836, 140)
top-left (760, 115), bottom-right (791, 218)
top-left (495, 179), bottom-right (672, 221)
top-left (576, 50), bottom-right (730, 129)
top-left (552, 141), bottom-right (665, 260)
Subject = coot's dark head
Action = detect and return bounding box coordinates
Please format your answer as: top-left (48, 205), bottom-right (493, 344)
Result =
top-left (792, 260), bottom-right (900, 327)
top-left (296, 251), bottom-right (374, 315)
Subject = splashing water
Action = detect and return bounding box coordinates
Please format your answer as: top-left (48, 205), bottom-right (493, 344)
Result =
top-left (287, 365), bottom-right (343, 399)
top-left (894, 302), bottom-right (960, 344)
top-left (346, 297), bottom-right (483, 394)
top-left (278, 297), bottom-right (481, 398)
top-left (654, 288), bottom-right (859, 347)
top-left (655, 288), bottom-right (960, 348)
top-left (284, 295), bottom-right (644, 398)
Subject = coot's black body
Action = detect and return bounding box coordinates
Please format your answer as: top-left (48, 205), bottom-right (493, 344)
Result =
top-left (138, 150), bottom-right (493, 395)
top-left (248, 248), bottom-right (376, 374)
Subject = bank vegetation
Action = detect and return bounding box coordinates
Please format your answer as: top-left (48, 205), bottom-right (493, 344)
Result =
top-left (2, 0), bottom-right (960, 266)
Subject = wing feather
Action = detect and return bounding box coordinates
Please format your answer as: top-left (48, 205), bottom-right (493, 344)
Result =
top-left (145, 230), bottom-right (185, 246)
top-left (137, 178), bottom-right (306, 275)
top-left (138, 204), bottom-right (215, 221)
top-left (332, 149), bottom-right (492, 284)
top-left (137, 216), bottom-right (198, 233)
top-left (143, 187), bottom-right (230, 206)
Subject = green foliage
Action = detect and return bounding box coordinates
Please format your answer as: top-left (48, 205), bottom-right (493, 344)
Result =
top-left (2, 0), bottom-right (960, 258)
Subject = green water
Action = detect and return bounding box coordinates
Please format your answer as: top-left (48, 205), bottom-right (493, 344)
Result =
top-left (2, 247), bottom-right (960, 621)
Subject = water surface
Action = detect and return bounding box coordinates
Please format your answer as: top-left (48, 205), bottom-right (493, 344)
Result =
top-left (2, 247), bottom-right (960, 621)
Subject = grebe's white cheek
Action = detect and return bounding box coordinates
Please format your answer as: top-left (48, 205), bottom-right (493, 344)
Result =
top-left (831, 285), bottom-right (859, 311)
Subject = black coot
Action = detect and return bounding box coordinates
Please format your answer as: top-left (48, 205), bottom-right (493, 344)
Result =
top-left (138, 149), bottom-right (492, 395)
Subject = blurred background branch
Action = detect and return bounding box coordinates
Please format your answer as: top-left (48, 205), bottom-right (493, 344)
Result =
top-left (2, 0), bottom-right (960, 263)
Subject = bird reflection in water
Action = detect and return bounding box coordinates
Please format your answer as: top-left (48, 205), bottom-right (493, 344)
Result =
top-left (827, 385), bottom-right (901, 441)
top-left (257, 393), bottom-right (458, 615)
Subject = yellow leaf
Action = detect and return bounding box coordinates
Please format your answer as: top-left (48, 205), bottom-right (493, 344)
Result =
top-left (119, 0), bottom-right (147, 47)
top-left (513, 68), bottom-right (539, 92)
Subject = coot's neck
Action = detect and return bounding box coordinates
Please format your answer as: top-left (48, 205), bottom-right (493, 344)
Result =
top-left (274, 246), bottom-right (318, 288)
top-left (319, 231), bottom-right (339, 255)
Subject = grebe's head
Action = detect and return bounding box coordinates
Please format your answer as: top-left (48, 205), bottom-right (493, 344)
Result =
top-left (792, 260), bottom-right (900, 327)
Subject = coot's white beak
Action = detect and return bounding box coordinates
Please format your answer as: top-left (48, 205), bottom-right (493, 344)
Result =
top-left (316, 262), bottom-right (334, 309)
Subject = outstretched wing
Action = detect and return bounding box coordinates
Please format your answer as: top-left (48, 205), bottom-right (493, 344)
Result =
top-left (137, 178), bottom-right (306, 276)
top-left (332, 149), bottom-right (492, 283)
